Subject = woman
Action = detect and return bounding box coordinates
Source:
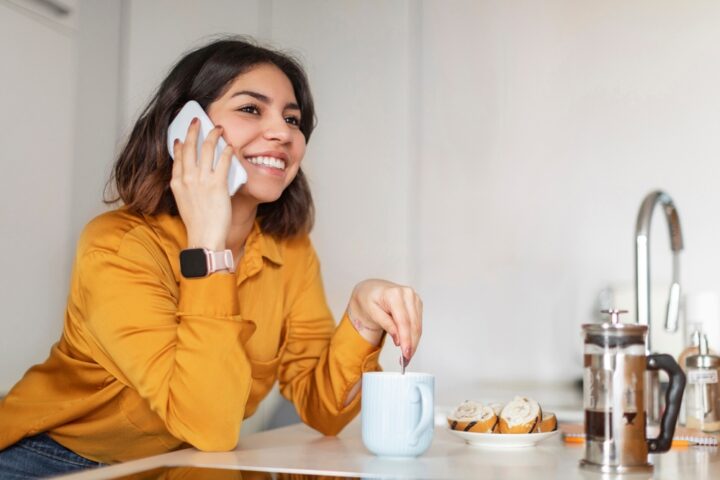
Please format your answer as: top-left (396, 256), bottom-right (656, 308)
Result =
top-left (0, 37), bottom-right (422, 478)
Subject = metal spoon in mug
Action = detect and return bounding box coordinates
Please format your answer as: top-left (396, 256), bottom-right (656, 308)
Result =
top-left (399, 354), bottom-right (408, 375)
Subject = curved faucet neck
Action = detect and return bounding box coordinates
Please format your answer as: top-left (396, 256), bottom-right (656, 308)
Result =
top-left (634, 190), bottom-right (684, 353)
top-left (635, 191), bottom-right (684, 252)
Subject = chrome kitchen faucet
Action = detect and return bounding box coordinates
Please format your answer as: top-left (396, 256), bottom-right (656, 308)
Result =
top-left (634, 190), bottom-right (684, 423)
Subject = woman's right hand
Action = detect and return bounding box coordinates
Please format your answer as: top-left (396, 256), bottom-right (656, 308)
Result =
top-left (347, 279), bottom-right (423, 362)
top-left (170, 118), bottom-right (233, 251)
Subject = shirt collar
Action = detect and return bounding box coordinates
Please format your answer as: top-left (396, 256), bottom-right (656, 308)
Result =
top-left (244, 220), bottom-right (284, 266)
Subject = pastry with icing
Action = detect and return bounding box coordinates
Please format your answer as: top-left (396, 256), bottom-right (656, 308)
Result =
top-left (498, 396), bottom-right (542, 433)
top-left (447, 400), bottom-right (498, 433)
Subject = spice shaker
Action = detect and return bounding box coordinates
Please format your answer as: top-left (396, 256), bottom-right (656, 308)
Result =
top-left (685, 333), bottom-right (720, 432)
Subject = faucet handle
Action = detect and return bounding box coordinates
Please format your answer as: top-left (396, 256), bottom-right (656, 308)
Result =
top-left (601, 309), bottom-right (629, 325)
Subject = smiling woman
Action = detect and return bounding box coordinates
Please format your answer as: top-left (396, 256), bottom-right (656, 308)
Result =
top-left (0, 36), bottom-right (424, 478)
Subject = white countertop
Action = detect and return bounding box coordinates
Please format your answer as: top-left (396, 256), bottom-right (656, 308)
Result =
top-left (55, 418), bottom-right (720, 480)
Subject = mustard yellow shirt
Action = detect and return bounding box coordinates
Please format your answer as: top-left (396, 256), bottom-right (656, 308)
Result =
top-left (0, 209), bottom-right (382, 463)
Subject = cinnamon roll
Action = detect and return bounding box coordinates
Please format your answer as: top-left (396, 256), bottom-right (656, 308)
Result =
top-left (498, 396), bottom-right (541, 434)
top-left (447, 400), bottom-right (498, 433)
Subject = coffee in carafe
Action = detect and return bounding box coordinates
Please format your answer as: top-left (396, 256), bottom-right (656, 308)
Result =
top-left (581, 309), bottom-right (686, 474)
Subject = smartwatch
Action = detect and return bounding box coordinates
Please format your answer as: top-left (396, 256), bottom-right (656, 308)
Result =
top-left (180, 248), bottom-right (235, 278)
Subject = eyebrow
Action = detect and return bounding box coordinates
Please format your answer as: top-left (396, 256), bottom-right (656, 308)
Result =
top-left (230, 90), bottom-right (300, 111)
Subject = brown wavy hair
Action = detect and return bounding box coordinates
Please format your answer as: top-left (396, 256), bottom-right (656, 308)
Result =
top-left (106, 36), bottom-right (316, 237)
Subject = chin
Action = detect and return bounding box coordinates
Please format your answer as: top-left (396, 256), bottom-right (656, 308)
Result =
top-left (239, 184), bottom-right (284, 204)
top-left (258, 193), bottom-right (284, 204)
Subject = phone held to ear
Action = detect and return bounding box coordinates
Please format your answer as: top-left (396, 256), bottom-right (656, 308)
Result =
top-left (167, 100), bottom-right (247, 196)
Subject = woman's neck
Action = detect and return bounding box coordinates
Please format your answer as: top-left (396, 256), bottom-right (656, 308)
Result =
top-left (226, 196), bottom-right (258, 260)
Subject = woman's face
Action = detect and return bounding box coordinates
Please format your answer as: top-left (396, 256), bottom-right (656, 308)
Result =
top-left (207, 63), bottom-right (306, 204)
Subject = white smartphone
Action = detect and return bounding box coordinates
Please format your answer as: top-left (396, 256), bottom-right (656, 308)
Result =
top-left (167, 100), bottom-right (247, 196)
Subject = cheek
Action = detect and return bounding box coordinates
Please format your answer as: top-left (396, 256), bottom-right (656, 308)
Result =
top-left (294, 148), bottom-right (306, 167)
top-left (222, 119), bottom-right (259, 148)
top-left (293, 136), bottom-right (307, 165)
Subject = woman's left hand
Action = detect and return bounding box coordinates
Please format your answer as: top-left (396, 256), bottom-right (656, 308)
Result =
top-left (347, 279), bottom-right (423, 363)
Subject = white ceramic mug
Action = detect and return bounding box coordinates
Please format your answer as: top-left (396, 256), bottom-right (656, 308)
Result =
top-left (361, 372), bottom-right (434, 457)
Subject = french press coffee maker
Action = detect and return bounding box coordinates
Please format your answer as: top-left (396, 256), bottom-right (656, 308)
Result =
top-left (581, 309), bottom-right (686, 474)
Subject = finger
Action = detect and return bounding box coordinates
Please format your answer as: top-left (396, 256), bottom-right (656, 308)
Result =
top-left (170, 139), bottom-right (184, 196)
top-left (367, 303), bottom-right (400, 346)
top-left (199, 125), bottom-right (224, 175)
top-left (214, 144), bottom-right (233, 185)
top-left (402, 288), bottom-right (422, 358)
top-left (171, 138), bottom-right (183, 180)
top-left (182, 117), bottom-right (200, 173)
top-left (383, 288), bottom-right (413, 360)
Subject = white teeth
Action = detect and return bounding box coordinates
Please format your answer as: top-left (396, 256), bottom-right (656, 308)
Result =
top-left (247, 156), bottom-right (286, 170)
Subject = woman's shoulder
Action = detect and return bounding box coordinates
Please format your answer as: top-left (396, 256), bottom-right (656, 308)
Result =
top-left (76, 207), bottom-right (161, 257)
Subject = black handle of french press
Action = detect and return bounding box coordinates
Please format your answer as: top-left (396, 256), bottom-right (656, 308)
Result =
top-left (646, 353), bottom-right (686, 453)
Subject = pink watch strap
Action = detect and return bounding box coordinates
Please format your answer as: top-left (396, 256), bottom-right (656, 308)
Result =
top-left (207, 249), bottom-right (235, 273)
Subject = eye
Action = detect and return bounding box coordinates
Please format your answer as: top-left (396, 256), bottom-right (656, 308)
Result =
top-left (285, 115), bottom-right (301, 127)
top-left (237, 104), bottom-right (260, 115)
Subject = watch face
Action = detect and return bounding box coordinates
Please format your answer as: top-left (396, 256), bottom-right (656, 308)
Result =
top-left (180, 249), bottom-right (208, 278)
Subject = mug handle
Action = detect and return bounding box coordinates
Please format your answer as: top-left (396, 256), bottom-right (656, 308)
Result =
top-left (409, 383), bottom-right (433, 446)
top-left (646, 353), bottom-right (687, 453)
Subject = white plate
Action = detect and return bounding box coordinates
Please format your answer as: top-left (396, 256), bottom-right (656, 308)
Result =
top-left (448, 428), bottom-right (560, 448)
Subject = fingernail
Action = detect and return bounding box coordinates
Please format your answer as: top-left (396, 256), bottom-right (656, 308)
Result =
top-left (403, 356), bottom-right (410, 366)
top-left (392, 334), bottom-right (399, 346)
top-left (173, 138), bottom-right (179, 146)
top-left (191, 117), bottom-right (198, 125)
top-left (215, 125), bottom-right (223, 132)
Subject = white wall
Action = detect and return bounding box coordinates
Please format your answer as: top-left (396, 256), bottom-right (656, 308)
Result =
top-left (121, 0), bottom-right (268, 127)
top-left (0, 0), bottom-right (79, 390)
top-left (4, 0), bottom-right (720, 399)
top-left (71, 0), bottom-right (123, 238)
top-left (414, 0), bottom-right (720, 387)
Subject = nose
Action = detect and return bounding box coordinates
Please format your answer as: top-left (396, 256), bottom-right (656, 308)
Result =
top-left (262, 113), bottom-right (292, 143)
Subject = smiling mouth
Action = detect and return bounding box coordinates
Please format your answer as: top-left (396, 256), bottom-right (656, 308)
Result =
top-left (246, 156), bottom-right (286, 171)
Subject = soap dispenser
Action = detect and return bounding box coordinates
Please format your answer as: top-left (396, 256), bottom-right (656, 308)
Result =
top-left (685, 333), bottom-right (720, 432)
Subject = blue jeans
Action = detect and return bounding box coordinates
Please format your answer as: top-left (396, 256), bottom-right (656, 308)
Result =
top-left (0, 433), bottom-right (103, 479)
